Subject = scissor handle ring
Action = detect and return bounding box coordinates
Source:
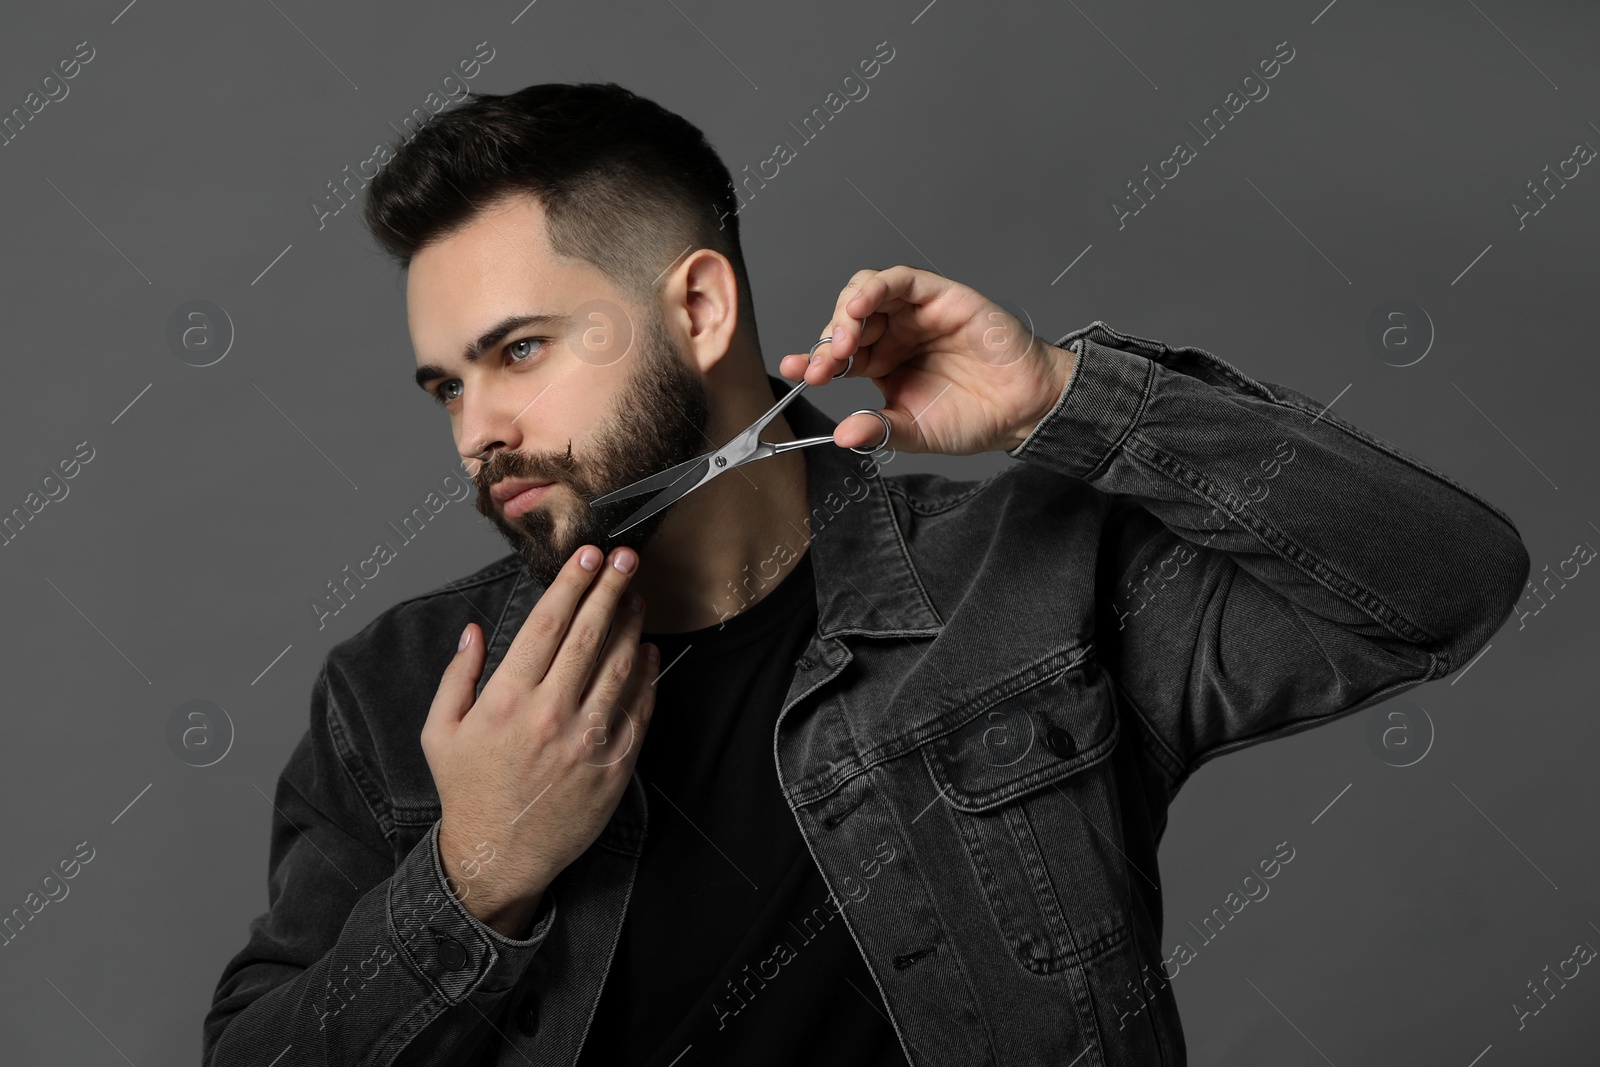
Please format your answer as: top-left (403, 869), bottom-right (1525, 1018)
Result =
top-left (808, 335), bottom-right (853, 380)
top-left (846, 409), bottom-right (892, 455)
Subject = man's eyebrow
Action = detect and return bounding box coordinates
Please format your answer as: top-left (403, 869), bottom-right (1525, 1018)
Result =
top-left (414, 311), bottom-right (570, 390)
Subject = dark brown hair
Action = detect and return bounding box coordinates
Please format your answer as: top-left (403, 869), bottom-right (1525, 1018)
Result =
top-left (364, 82), bottom-right (756, 332)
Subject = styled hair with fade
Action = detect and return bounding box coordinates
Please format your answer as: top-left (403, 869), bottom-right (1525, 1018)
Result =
top-left (363, 82), bottom-right (758, 336)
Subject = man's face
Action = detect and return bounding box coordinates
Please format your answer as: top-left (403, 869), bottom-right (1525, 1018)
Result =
top-left (407, 194), bottom-right (710, 588)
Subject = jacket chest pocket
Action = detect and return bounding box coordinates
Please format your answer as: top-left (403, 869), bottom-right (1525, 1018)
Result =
top-left (921, 651), bottom-right (1130, 976)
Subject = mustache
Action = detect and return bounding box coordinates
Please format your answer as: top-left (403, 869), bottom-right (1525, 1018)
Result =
top-left (473, 442), bottom-right (580, 495)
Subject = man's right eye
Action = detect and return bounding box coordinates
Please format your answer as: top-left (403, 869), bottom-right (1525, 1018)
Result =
top-left (436, 380), bottom-right (463, 405)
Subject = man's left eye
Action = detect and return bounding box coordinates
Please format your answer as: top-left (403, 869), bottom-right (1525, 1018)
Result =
top-left (509, 338), bottom-right (546, 362)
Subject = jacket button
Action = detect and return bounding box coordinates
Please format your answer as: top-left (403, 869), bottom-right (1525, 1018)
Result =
top-left (436, 934), bottom-right (468, 970)
top-left (1044, 726), bottom-right (1076, 759)
top-left (516, 997), bottom-right (539, 1035)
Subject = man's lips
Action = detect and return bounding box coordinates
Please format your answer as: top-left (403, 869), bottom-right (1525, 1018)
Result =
top-left (489, 477), bottom-right (555, 504)
top-left (491, 478), bottom-right (556, 519)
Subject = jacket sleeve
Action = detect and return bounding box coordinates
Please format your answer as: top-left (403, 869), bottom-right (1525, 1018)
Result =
top-left (203, 661), bottom-right (555, 1066)
top-left (1007, 321), bottom-right (1531, 788)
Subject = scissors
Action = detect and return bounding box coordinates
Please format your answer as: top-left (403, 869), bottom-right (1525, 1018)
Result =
top-left (588, 333), bottom-right (893, 537)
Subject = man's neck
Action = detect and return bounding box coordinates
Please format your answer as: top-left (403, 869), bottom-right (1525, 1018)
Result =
top-left (630, 375), bottom-right (813, 634)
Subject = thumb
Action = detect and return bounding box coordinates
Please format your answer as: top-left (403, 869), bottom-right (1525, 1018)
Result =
top-left (426, 623), bottom-right (487, 740)
top-left (836, 406), bottom-right (913, 454)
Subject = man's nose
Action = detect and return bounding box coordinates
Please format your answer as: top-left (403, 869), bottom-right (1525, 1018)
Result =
top-left (458, 388), bottom-right (528, 466)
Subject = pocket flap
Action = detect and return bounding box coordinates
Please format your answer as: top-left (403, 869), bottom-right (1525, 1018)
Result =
top-left (922, 649), bottom-right (1118, 812)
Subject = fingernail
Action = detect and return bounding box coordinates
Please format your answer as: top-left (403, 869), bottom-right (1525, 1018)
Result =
top-left (614, 548), bottom-right (637, 574)
top-left (628, 592), bottom-right (644, 612)
top-left (579, 546), bottom-right (601, 571)
top-left (458, 625), bottom-right (472, 651)
top-left (643, 643), bottom-right (659, 662)
top-left (831, 326), bottom-right (844, 347)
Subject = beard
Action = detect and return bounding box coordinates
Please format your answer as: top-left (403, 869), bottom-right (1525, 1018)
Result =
top-left (471, 309), bottom-right (711, 590)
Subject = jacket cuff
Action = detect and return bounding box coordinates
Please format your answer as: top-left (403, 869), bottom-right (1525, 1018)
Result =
top-left (387, 820), bottom-right (556, 998)
top-left (1006, 328), bottom-right (1155, 478)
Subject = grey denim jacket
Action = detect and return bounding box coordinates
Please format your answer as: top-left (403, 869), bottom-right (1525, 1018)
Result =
top-left (204, 321), bottom-right (1531, 1066)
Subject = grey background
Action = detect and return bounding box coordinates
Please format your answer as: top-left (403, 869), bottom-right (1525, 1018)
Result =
top-left (1, 0), bottom-right (1595, 1063)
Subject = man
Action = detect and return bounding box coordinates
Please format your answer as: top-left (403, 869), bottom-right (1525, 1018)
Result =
top-left (204, 83), bottom-right (1530, 1066)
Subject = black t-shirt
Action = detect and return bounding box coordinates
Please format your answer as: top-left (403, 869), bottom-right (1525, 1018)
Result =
top-left (574, 549), bottom-right (911, 1067)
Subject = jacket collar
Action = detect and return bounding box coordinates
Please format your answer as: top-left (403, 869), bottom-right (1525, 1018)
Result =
top-left (764, 373), bottom-right (944, 641)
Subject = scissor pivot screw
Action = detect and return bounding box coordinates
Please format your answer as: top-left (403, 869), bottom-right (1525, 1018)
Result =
top-left (714, 456), bottom-right (726, 467)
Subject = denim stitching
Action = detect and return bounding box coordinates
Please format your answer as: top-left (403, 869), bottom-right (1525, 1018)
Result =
top-left (384, 553), bottom-right (521, 618)
top-left (322, 670), bottom-right (397, 845)
top-left (871, 474), bottom-right (946, 628)
top-left (888, 471), bottom-right (1007, 517)
top-left (1080, 349), bottom-right (1156, 482)
top-left (1119, 428), bottom-right (1443, 654)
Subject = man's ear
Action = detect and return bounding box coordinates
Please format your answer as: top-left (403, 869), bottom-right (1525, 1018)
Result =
top-left (663, 248), bottom-right (741, 375)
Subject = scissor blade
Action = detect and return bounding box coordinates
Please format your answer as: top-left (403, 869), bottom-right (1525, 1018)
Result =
top-left (589, 452), bottom-right (709, 507)
top-left (604, 456), bottom-right (712, 538)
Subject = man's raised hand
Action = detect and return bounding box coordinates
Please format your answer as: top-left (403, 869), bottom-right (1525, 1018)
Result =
top-left (420, 544), bottom-right (660, 938)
